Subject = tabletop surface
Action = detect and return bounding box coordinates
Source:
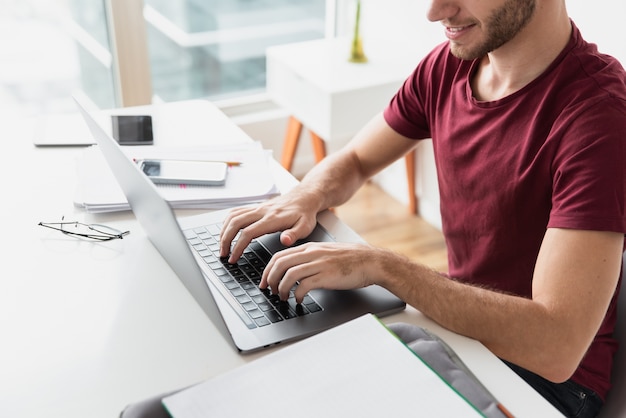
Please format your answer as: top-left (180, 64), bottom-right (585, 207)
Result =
top-left (1, 100), bottom-right (562, 418)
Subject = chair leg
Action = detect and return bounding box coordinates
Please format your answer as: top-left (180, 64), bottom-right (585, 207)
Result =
top-left (283, 117), bottom-right (417, 215)
top-left (405, 151), bottom-right (418, 215)
top-left (309, 130), bottom-right (327, 163)
top-left (308, 130), bottom-right (332, 211)
top-left (280, 116), bottom-right (304, 172)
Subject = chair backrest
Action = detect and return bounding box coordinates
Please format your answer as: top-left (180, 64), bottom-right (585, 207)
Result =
top-left (597, 252), bottom-right (626, 417)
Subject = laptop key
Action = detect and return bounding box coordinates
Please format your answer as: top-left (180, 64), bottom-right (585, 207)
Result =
top-left (244, 270), bottom-right (261, 281)
top-left (244, 253), bottom-right (264, 268)
top-left (233, 274), bottom-right (248, 283)
top-left (224, 280), bottom-right (239, 290)
top-left (230, 287), bottom-right (245, 297)
top-left (222, 261), bottom-right (239, 270)
top-left (254, 316), bottom-right (271, 327)
top-left (267, 294), bottom-right (282, 306)
top-left (280, 309), bottom-right (298, 320)
top-left (207, 224), bottom-right (221, 236)
top-left (197, 249), bottom-right (211, 258)
top-left (239, 263), bottom-right (256, 275)
top-left (248, 309), bottom-right (265, 319)
top-left (241, 281), bottom-right (256, 291)
top-left (252, 294), bottom-right (266, 303)
top-left (265, 310), bottom-right (284, 323)
top-left (289, 299), bottom-right (309, 316)
top-left (249, 241), bottom-right (272, 263)
top-left (277, 301), bottom-right (297, 320)
top-left (302, 295), bottom-right (322, 312)
top-left (213, 267), bottom-right (229, 278)
top-left (241, 301), bottom-right (256, 311)
top-left (187, 237), bottom-right (202, 246)
top-left (207, 261), bottom-right (222, 270)
top-left (196, 231), bottom-right (211, 241)
top-left (257, 302), bottom-right (273, 312)
top-left (305, 302), bottom-right (322, 313)
top-left (236, 293), bottom-right (252, 303)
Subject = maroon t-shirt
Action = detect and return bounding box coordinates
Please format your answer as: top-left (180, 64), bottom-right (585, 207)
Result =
top-left (384, 22), bottom-right (626, 399)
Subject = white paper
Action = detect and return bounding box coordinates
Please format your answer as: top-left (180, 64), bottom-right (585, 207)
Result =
top-left (162, 314), bottom-right (481, 418)
top-left (74, 143), bottom-right (280, 212)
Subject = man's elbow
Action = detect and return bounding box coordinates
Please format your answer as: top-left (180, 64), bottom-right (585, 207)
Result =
top-left (540, 364), bottom-right (578, 384)
top-left (530, 346), bottom-right (585, 384)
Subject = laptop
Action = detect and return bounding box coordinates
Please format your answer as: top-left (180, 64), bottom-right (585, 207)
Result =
top-left (74, 97), bottom-right (405, 353)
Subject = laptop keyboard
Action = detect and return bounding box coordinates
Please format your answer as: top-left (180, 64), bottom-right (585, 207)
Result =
top-left (184, 223), bottom-right (323, 329)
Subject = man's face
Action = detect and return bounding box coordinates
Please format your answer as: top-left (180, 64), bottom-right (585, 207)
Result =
top-left (428, 0), bottom-right (537, 60)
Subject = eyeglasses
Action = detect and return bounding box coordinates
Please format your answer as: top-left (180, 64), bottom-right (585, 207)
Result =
top-left (38, 220), bottom-right (130, 242)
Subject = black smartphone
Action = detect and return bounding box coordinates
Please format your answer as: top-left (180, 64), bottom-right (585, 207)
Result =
top-left (111, 115), bottom-right (153, 145)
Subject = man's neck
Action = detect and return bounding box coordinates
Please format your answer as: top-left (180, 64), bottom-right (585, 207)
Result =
top-left (471, 5), bottom-right (572, 102)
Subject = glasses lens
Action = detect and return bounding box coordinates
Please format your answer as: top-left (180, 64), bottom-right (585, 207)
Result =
top-left (88, 223), bottom-right (124, 237)
top-left (60, 222), bottom-right (108, 240)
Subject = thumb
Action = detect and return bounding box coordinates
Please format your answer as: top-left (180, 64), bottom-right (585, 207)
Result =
top-left (279, 230), bottom-right (297, 246)
top-left (279, 218), bottom-right (315, 246)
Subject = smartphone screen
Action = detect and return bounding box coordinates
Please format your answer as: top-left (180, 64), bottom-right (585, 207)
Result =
top-left (138, 159), bottom-right (228, 186)
top-left (112, 115), bottom-right (153, 145)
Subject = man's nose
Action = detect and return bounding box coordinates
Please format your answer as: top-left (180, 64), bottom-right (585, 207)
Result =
top-left (427, 0), bottom-right (459, 22)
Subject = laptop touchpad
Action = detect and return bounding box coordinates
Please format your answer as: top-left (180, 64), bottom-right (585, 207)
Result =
top-left (258, 223), bottom-right (335, 254)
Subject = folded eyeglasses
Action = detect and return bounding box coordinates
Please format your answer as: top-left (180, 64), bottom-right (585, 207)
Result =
top-left (38, 219), bottom-right (130, 242)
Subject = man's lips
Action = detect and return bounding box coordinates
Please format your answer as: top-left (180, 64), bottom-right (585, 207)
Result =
top-left (444, 24), bottom-right (476, 40)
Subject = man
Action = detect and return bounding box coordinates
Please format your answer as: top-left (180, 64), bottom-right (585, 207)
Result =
top-left (219, 1), bottom-right (626, 417)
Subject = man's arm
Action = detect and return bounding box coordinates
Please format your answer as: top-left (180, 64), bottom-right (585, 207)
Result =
top-left (377, 228), bottom-right (623, 382)
top-left (220, 113), bottom-right (418, 261)
top-left (264, 227), bottom-right (622, 382)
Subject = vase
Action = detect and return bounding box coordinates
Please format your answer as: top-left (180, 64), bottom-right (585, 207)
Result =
top-left (348, 0), bottom-right (368, 63)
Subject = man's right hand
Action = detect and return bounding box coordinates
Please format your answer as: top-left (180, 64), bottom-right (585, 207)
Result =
top-left (218, 113), bottom-right (412, 264)
top-left (219, 193), bottom-right (320, 263)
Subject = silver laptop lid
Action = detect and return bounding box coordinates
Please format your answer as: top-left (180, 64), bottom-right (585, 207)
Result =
top-left (73, 97), bottom-right (235, 348)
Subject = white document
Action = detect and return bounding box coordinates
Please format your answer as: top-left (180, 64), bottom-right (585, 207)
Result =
top-left (162, 314), bottom-right (481, 418)
top-left (34, 112), bottom-right (96, 146)
top-left (74, 142), bottom-right (280, 212)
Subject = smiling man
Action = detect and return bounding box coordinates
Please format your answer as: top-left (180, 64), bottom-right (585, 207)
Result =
top-left (120, 2), bottom-right (626, 417)
top-left (218, 1), bottom-right (626, 417)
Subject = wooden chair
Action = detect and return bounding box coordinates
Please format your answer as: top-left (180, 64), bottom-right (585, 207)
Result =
top-left (597, 252), bottom-right (626, 417)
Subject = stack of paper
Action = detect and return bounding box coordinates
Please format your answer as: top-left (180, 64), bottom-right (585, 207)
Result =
top-left (74, 142), bottom-right (280, 213)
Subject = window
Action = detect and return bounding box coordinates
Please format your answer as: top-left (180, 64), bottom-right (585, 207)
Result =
top-left (143, 0), bottom-right (327, 102)
top-left (89, 0), bottom-right (328, 107)
top-left (3, 0), bottom-right (329, 116)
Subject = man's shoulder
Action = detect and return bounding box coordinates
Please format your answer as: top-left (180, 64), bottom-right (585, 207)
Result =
top-left (567, 25), bottom-right (626, 102)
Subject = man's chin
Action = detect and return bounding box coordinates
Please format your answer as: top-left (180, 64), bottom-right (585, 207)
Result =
top-left (449, 43), bottom-right (481, 61)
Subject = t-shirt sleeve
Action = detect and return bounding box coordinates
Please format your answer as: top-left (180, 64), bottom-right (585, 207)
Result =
top-left (383, 43), bottom-right (450, 140)
top-left (548, 100), bottom-right (626, 233)
top-left (383, 74), bottom-right (430, 139)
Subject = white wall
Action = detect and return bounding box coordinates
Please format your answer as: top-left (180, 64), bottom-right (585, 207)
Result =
top-left (231, 0), bottom-right (626, 230)
top-left (357, 1), bottom-right (445, 228)
top-left (567, 0), bottom-right (626, 63)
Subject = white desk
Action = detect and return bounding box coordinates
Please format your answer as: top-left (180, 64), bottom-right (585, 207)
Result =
top-left (1, 100), bottom-right (561, 417)
top-left (267, 38), bottom-right (425, 214)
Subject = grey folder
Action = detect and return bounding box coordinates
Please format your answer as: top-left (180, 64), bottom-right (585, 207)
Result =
top-left (75, 97), bottom-right (405, 352)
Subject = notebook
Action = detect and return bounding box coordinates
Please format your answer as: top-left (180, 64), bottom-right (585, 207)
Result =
top-left (74, 97), bottom-right (406, 352)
